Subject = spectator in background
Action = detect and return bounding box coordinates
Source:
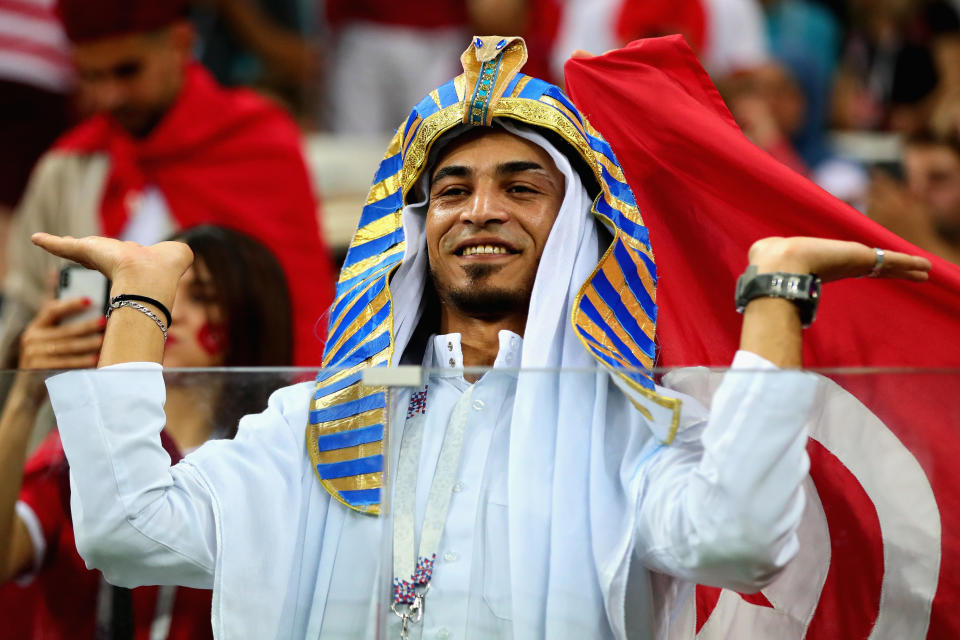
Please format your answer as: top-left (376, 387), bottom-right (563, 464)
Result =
top-left (0, 225), bottom-right (293, 639)
top-left (0, 0), bottom-right (335, 369)
top-left (718, 63), bottom-right (810, 174)
top-left (0, 0), bottom-right (74, 299)
top-left (613, 0), bottom-right (770, 77)
top-left (832, 0), bottom-right (957, 134)
top-left (324, 0), bottom-right (530, 134)
top-left (762, 0), bottom-right (843, 168)
top-left (868, 131), bottom-right (960, 264)
top-left (192, 0), bottom-right (319, 120)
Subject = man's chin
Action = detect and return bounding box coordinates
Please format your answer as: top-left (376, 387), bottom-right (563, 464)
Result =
top-left (446, 286), bottom-right (528, 317)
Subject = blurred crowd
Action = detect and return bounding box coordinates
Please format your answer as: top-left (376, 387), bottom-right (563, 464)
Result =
top-left (0, 0), bottom-right (958, 637)
top-left (2, 0), bottom-right (960, 282)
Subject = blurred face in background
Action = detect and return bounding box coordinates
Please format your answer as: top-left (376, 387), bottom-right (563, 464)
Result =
top-left (905, 143), bottom-right (960, 236)
top-left (72, 22), bottom-right (192, 137)
top-left (164, 261), bottom-right (228, 368)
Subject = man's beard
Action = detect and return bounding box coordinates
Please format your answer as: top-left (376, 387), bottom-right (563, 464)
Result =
top-left (429, 262), bottom-right (534, 318)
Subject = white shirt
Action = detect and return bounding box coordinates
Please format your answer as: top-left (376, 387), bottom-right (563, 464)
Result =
top-left (46, 349), bottom-right (816, 639)
top-left (403, 330), bottom-right (522, 639)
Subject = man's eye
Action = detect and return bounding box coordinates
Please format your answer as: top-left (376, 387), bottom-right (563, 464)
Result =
top-left (438, 187), bottom-right (468, 197)
top-left (508, 185), bottom-right (537, 193)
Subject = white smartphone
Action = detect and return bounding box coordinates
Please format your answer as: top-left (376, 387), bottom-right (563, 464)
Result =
top-left (57, 265), bottom-right (110, 325)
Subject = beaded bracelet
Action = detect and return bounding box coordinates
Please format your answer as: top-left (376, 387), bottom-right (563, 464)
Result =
top-left (106, 298), bottom-right (168, 341)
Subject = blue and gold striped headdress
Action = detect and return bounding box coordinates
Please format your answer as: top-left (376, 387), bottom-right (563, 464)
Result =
top-left (307, 36), bottom-right (679, 514)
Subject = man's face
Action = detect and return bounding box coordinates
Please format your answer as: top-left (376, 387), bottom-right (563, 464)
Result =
top-left (905, 144), bottom-right (960, 234)
top-left (426, 130), bottom-right (565, 318)
top-left (72, 25), bottom-right (190, 138)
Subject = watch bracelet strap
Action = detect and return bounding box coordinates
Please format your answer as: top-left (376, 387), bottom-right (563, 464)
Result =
top-left (736, 269), bottom-right (821, 327)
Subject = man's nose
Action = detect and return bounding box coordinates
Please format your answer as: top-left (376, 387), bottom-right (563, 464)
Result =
top-left (89, 79), bottom-right (125, 113)
top-left (460, 183), bottom-right (508, 226)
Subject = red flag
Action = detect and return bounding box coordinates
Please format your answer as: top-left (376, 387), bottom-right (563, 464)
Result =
top-left (565, 35), bottom-right (960, 638)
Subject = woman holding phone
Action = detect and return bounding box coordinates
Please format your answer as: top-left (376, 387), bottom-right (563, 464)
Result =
top-left (0, 225), bottom-right (294, 639)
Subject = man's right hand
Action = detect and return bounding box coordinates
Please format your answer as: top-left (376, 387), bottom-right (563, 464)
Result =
top-left (30, 234), bottom-right (194, 367)
top-left (31, 234), bottom-right (193, 307)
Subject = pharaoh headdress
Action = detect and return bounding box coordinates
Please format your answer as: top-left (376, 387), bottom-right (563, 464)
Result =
top-left (307, 36), bottom-right (679, 514)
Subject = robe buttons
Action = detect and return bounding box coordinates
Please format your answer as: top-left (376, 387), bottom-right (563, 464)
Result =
top-left (452, 481), bottom-right (465, 493)
top-left (472, 399), bottom-right (485, 411)
top-left (444, 551), bottom-right (458, 562)
top-left (437, 629), bottom-right (451, 639)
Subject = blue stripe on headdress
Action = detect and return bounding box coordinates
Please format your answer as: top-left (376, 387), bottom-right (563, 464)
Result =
top-left (356, 190), bottom-right (404, 231)
top-left (315, 331), bottom-right (391, 384)
top-left (329, 277), bottom-right (387, 343)
top-left (314, 371), bottom-right (364, 399)
top-left (575, 327), bottom-right (654, 388)
top-left (316, 454), bottom-right (383, 479)
top-left (346, 228), bottom-right (405, 264)
top-left (402, 111), bottom-right (419, 140)
top-left (635, 248), bottom-right (657, 285)
top-left (335, 253), bottom-right (402, 299)
top-left (518, 76), bottom-right (550, 100)
top-left (594, 198), bottom-right (650, 247)
top-left (327, 302), bottom-right (392, 366)
top-left (316, 424), bottom-right (384, 452)
top-left (599, 164), bottom-right (637, 207)
top-left (543, 85), bottom-right (583, 125)
top-left (612, 242), bottom-right (658, 322)
top-left (310, 392), bottom-right (386, 424)
top-left (340, 488), bottom-right (381, 506)
top-left (586, 133), bottom-right (618, 165)
top-left (415, 92), bottom-right (441, 119)
top-left (578, 296), bottom-right (645, 368)
top-left (373, 153), bottom-right (402, 184)
top-left (504, 73), bottom-right (523, 96)
top-left (591, 269), bottom-right (656, 358)
top-left (437, 79), bottom-right (460, 108)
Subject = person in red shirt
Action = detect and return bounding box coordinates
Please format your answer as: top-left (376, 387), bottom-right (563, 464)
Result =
top-left (0, 0), bottom-right (335, 369)
top-left (0, 225), bottom-right (294, 638)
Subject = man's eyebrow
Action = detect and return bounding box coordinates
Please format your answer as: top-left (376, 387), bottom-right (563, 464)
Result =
top-left (496, 160), bottom-right (546, 176)
top-left (432, 165), bottom-right (471, 183)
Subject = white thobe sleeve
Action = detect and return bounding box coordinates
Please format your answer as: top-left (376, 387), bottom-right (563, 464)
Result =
top-left (633, 350), bottom-right (818, 592)
top-left (45, 363), bottom-right (303, 591)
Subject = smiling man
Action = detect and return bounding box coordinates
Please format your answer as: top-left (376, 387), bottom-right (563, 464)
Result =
top-left (30, 36), bottom-right (932, 639)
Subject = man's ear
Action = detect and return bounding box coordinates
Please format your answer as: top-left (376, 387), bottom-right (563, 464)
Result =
top-left (168, 21), bottom-right (195, 65)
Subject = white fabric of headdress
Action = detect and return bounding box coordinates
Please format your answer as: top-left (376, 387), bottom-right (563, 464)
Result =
top-left (385, 121), bottom-right (696, 638)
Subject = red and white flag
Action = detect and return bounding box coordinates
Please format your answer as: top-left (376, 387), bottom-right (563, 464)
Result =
top-left (566, 35), bottom-right (960, 638)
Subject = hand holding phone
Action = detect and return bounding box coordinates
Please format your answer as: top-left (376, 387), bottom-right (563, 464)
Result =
top-left (57, 265), bottom-right (110, 325)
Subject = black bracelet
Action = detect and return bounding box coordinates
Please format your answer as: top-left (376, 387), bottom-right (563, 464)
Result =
top-left (110, 294), bottom-right (172, 327)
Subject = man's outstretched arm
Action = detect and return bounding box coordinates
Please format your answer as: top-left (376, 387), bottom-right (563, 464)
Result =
top-left (634, 236), bottom-right (930, 590)
top-left (737, 236), bottom-right (930, 367)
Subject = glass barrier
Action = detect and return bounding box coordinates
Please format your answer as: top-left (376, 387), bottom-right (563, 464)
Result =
top-left (0, 365), bottom-right (957, 638)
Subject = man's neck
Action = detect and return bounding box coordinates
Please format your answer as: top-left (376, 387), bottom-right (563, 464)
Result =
top-left (439, 307), bottom-right (525, 369)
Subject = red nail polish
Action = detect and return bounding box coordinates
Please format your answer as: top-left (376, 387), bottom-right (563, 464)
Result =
top-left (82, 297), bottom-right (92, 307)
top-left (98, 316), bottom-right (107, 328)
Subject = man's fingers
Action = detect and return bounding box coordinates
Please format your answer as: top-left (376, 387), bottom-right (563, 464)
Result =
top-left (31, 233), bottom-right (88, 263)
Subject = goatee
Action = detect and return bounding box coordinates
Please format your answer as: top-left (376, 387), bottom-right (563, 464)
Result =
top-left (429, 263), bottom-right (531, 318)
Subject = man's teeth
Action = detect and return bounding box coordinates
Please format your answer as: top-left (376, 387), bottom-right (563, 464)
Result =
top-left (462, 245), bottom-right (509, 256)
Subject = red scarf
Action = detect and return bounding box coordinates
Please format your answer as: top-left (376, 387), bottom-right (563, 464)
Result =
top-left (56, 64), bottom-right (334, 365)
top-left (566, 36), bottom-right (960, 638)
